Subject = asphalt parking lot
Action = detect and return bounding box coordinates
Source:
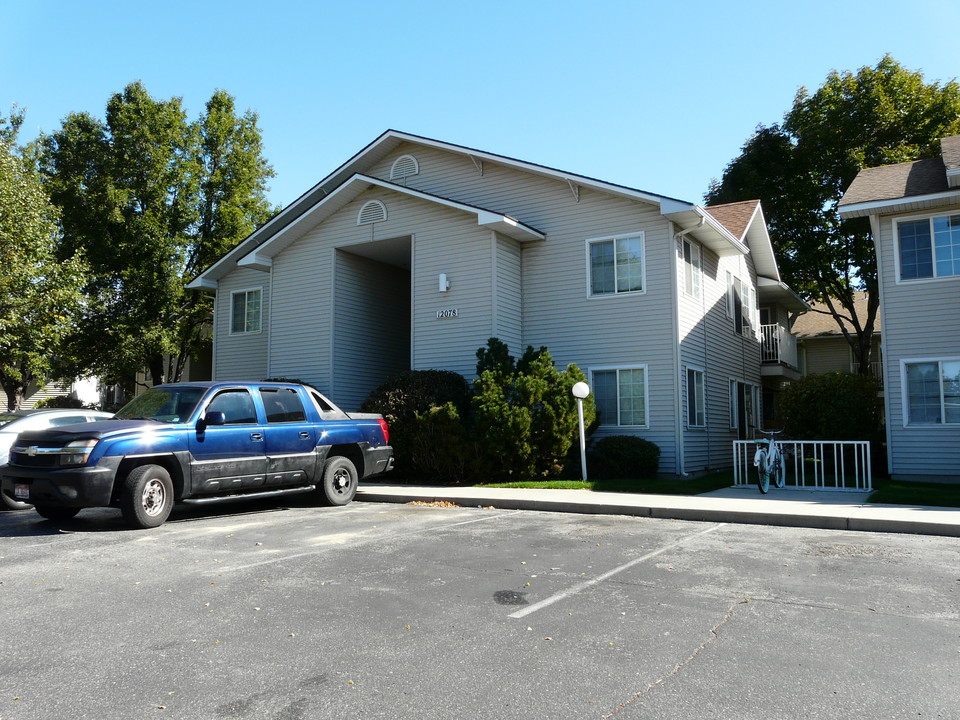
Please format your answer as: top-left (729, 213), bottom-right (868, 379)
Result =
top-left (1, 499), bottom-right (957, 719)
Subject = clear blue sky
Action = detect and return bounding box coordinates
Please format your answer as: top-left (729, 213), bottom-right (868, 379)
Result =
top-left (3, 0), bottom-right (958, 208)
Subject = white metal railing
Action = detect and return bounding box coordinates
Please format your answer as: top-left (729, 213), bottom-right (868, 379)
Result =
top-left (849, 361), bottom-right (884, 388)
top-left (760, 324), bottom-right (799, 369)
top-left (733, 440), bottom-right (872, 491)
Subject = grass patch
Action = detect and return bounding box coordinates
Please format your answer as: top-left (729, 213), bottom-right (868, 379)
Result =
top-left (867, 477), bottom-right (960, 508)
top-left (478, 471), bottom-right (734, 495)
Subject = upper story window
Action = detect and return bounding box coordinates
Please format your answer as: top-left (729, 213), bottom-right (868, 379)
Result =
top-left (230, 288), bottom-right (261, 335)
top-left (681, 238), bottom-right (701, 298)
top-left (897, 214), bottom-right (960, 281)
top-left (390, 154), bottom-right (419, 180)
top-left (726, 272), bottom-right (755, 337)
top-left (587, 233), bottom-right (645, 296)
top-left (904, 359), bottom-right (960, 425)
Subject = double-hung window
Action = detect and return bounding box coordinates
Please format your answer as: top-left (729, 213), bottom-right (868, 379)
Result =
top-left (903, 359), bottom-right (960, 425)
top-left (588, 233), bottom-right (645, 296)
top-left (726, 272), bottom-right (755, 337)
top-left (897, 214), bottom-right (960, 281)
top-left (230, 288), bottom-right (262, 334)
top-left (682, 239), bottom-right (701, 298)
top-left (592, 367), bottom-right (648, 427)
top-left (686, 368), bottom-right (705, 427)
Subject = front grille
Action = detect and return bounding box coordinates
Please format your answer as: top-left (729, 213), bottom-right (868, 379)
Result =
top-left (9, 452), bottom-right (58, 468)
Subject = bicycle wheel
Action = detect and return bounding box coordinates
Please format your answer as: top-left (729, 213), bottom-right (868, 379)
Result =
top-left (756, 453), bottom-right (770, 493)
top-left (773, 455), bottom-right (786, 488)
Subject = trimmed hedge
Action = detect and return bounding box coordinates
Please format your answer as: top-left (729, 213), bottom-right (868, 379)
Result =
top-left (589, 435), bottom-right (660, 479)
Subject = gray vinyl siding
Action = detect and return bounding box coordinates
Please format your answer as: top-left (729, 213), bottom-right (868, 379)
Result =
top-left (678, 240), bottom-right (761, 473)
top-left (876, 213), bottom-right (960, 479)
top-left (332, 251), bottom-right (409, 410)
top-left (803, 337), bottom-right (853, 375)
top-left (364, 143), bottom-right (696, 472)
top-left (493, 236), bottom-right (522, 352)
top-left (214, 268), bottom-right (269, 380)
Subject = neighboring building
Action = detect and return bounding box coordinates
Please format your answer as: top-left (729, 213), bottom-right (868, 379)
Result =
top-left (21, 378), bottom-right (100, 409)
top-left (792, 292), bottom-right (883, 387)
top-left (838, 135), bottom-right (960, 482)
top-left (190, 131), bottom-right (802, 476)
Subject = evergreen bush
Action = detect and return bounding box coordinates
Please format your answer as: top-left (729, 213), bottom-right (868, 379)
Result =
top-left (589, 435), bottom-right (660, 479)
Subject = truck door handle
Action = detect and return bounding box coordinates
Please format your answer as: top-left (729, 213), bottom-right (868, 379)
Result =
top-left (250, 433), bottom-right (264, 441)
top-left (299, 432), bottom-right (310, 439)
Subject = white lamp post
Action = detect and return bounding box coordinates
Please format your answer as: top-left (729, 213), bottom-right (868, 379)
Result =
top-left (571, 381), bottom-right (590, 482)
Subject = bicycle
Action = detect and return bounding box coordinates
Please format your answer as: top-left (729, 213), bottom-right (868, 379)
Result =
top-left (753, 430), bottom-right (786, 494)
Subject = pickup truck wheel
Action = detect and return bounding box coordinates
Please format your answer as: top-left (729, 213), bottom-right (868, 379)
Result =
top-left (120, 465), bottom-right (174, 529)
top-left (319, 456), bottom-right (358, 506)
top-left (34, 505), bottom-right (80, 521)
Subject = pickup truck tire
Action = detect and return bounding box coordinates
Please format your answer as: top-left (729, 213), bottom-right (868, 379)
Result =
top-left (319, 456), bottom-right (358, 506)
top-left (120, 464), bottom-right (174, 529)
top-left (34, 505), bottom-right (81, 521)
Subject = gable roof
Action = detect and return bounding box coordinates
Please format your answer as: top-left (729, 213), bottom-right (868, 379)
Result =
top-left (190, 130), bottom-right (763, 288)
top-left (791, 292), bottom-right (881, 339)
top-left (838, 135), bottom-right (960, 218)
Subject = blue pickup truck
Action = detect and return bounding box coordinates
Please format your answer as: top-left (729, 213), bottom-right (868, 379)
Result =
top-left (0, 381), bottom-right (393, 528)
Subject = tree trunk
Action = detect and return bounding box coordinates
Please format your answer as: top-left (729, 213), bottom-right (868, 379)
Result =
top-left (3, 383), bottom-right (22, 411)
top-left (147, 355), bottom-right (165, 386)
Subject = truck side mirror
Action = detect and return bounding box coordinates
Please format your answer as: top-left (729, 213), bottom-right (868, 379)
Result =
top-left (199, 411), bottom-right (226, 432)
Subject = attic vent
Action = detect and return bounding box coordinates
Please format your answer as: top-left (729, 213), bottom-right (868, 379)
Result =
top-left (357, 199), bottom-right (387, 225)
top-left (390, 154), bottom-right (419, 180)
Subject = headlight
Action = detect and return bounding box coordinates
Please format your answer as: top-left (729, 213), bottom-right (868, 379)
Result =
top-left (58, 439), bottom-right (99, 467)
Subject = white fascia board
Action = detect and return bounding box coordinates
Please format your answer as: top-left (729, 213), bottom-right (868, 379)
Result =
top-left (186, 276), bottom-right (218, 290)
top-left (838, 189), bottom-right (960, 218)
top-left (237, 252), bottom-right (272, 271)
top-left (661, 200), bottom-right (750, 256)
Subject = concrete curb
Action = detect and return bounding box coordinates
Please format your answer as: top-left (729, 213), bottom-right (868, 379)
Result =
top-left (356, 484), bottom-right (960, 537)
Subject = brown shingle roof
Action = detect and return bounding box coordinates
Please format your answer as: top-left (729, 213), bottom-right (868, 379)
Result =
top-left (941, 135), bottom-right (960, 173)
top-left (838, 155), bottom-right (947, 206)
top-left (791, 292), bottom-right (881, 338)
top-left (703, 199), bottom-right (759, 240)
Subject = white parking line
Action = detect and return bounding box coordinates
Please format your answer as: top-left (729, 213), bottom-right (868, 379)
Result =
top-left (509, 523), bottom-right (726, 619)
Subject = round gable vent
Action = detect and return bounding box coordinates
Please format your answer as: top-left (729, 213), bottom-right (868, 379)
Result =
top-left (357, 199), bottom-right (387, 225)
top-left (390, 154), bottom-right (419, 180)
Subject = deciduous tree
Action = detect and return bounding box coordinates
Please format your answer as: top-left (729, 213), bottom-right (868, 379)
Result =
top-left (0, 110), bottom-right (86, 409)
top-left (42, 82), bottom-right (276, 386)
top-left (706, 55), bottom-right (960, 373)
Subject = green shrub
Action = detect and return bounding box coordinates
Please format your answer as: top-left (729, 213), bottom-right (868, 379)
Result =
top-left (776, 372), bottom-right (882, 442)
top-left (472, 340), bottom-right (594, 481)
top-left (360, 370), bottom-right (473, 482)
top-left (589, 435), bottom-right (660, 479)
top-left (34, 395), bottom-right (87, 409)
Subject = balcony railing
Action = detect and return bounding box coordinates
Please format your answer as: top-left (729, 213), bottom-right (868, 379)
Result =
top-left (760, 324), bottom-right (799, 369)
top-left (849, 360), bottom-right (884, 388)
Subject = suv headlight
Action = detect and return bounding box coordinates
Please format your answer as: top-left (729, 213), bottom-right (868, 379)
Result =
top-left (59, 439), bottom-right (99, 467)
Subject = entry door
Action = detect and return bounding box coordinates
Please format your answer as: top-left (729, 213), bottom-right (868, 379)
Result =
top-left (188, 388), bottom-right (267, 494)
top-left (736, 382), bottom-right (757, 441)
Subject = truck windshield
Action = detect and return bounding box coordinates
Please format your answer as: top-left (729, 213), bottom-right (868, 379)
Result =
top-left (115, 387), bottom-right (205, 423)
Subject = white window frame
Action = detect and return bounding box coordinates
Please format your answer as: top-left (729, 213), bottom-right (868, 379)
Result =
top-left (681, 238), bottom-right (702, 298)
top-left (685, 366), bottom-right (706, 428)
top-left (589, 365), bottom-right (650, 428)
top-left (229, 287), bottom-right (263, 335)
top-left (729, 378), bottom-right (760, 431)
top-left (585, 232), bottom-right (646, 298)
top-left (900, 357), bottom-right (960, 427)
top-left (894, 211), bottom-right (960, 284)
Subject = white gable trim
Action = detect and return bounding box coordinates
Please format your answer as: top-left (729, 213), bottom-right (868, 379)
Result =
top-left (838, 189), bottom-right (960, 219)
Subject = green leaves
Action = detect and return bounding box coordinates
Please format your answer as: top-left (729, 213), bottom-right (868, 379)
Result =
top-left (707, 55), bottom-right (960, 373)
top-left (41, 82), bottom-right (276, 385)
top-left (0, 134), bottom-right (87, 409)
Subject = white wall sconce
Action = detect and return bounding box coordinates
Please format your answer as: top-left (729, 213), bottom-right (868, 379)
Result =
top-left (439, 273), bottom-right (450, 292)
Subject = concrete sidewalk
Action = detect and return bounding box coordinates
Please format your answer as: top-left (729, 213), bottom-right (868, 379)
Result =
top-left (356, 483), bottom-right (960, 537)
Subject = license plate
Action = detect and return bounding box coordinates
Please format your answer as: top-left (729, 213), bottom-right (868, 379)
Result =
top-left (14, 484), bottom-right (29, 500)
